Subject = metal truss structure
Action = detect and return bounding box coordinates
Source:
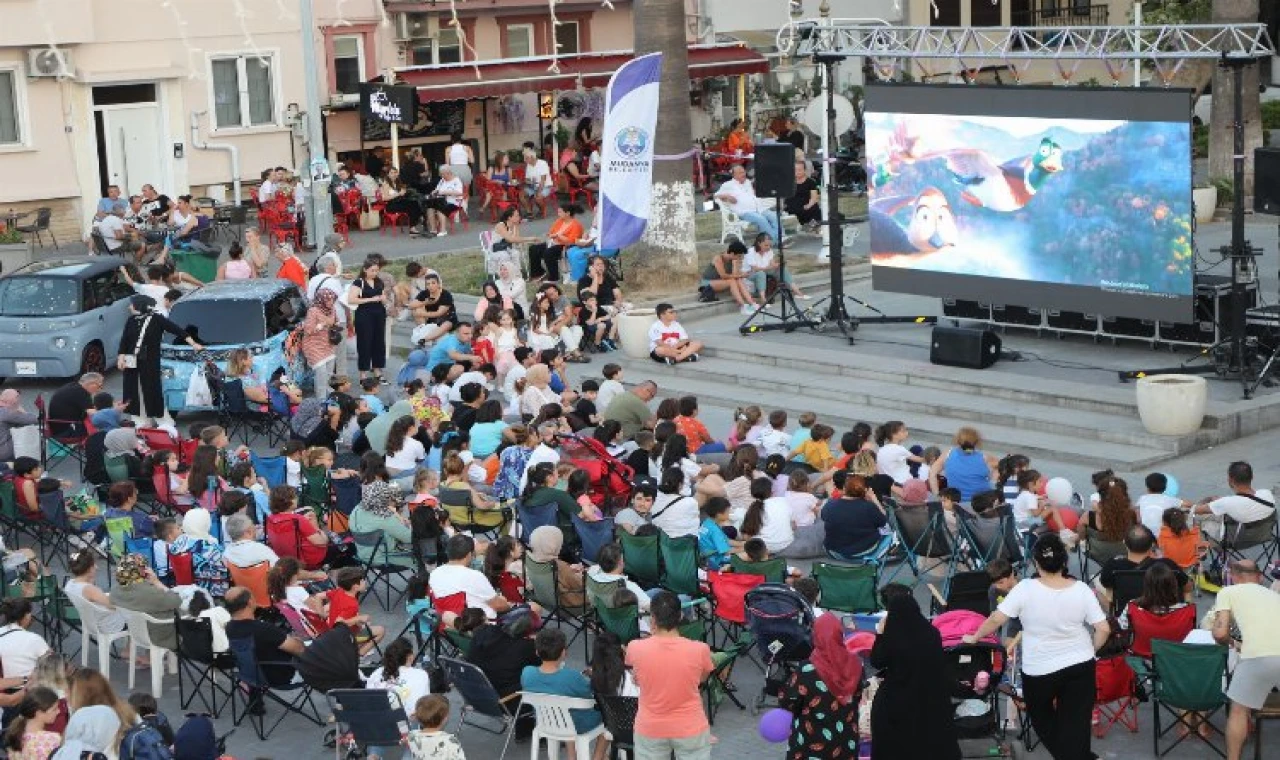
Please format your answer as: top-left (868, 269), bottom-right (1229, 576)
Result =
top-left (775, 22), bottom-right (1275, 84)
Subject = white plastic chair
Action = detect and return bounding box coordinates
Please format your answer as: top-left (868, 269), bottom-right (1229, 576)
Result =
top-left (122, 609), bottom-right (179, 697)
top-left (719, 203), bottom-right (748, 244)
top-left (63, 588), bottom-right (130, 677)
top-left (523, 692), bottom-right (607, 760)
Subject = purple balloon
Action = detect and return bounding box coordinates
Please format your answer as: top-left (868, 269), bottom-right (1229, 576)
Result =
top-left (758, 708), bottom-right (792, 743)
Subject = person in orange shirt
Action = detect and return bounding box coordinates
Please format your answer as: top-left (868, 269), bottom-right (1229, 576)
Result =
top-left (724, 118), bottom-right (754, 158)
top-left (674, 395), bottom-right (727, 455)
top-left (528, 203), bottom-right (584, 283)
top-left (274, 243), bottom-right (307, 288)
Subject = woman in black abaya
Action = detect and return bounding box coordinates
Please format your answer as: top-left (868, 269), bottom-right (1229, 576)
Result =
top-left (869, 583), bottom-right (961, 760)
top-left (116, 295), bottom-right (202, 423)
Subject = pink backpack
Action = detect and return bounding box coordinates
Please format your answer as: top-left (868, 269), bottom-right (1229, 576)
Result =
top-left (932, 609), bottom-right (999, 648)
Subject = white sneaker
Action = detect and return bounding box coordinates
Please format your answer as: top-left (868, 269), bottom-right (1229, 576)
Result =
top-left (436, 230), bottom-right (448, 238)
top-left (741, 304), bottom-right (756, 315)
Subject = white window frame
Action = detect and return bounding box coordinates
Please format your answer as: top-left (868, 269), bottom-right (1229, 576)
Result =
top-left (206, 51), bottom-right (281, 132)
top-left (435, 27), bottom-right (463, 64)
top-left (555, 21), bottom-right (580, 55)
top-left (332, 34), bottom-right (365, 95)
top-left (0, 63), bottom-right (32, 150)
top-left (506, 23), bottom-right (535, 58)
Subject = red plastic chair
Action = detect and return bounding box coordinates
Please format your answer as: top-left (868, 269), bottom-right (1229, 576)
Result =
top-left (375, 196), bottom-right (409, 236)
top-left (1127, 603), bottom-right (1197, 659)
top-left (565, 172), bottom-right (596, 210)
top-left (168, 550), bottom-right (195, 585)
top-left (447, 188), bottom-right (470, 233)
top-left (484, 178), bottom-right (517, 223)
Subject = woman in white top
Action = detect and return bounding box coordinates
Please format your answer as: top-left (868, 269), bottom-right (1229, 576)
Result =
top-left (743, 232), bottom-right (807, 298)
top-left (741, 477), bottom-right (795, 553)
top-left (495, 261), bottom-right (530, 316)
top-left (518, 364), bottom-right (562, 420)
top-left (384, 416), bottom-right (425, 480)
top-left (650, 467), bottom-right (701, 538)
top-left (966, 534), bottom-right (1110, 760)
top-left (875, 421), bottom-right (922, 485)
top-left (444, 132), bottom-right (474, 188)
top-left (425, 165), bottom-right (465, 237)
top-left (365, 637), bottom-right (432, 716)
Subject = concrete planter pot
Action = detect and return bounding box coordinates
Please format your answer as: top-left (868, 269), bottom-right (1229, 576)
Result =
top-left (0, 241), bottom-right (33, 275)
top-left (1193, 187), bottom-right (1217, 224)
top-left (1136, 374), bottom-right (1207, 436)
top-left (618, 309), bottom-right (657, 360)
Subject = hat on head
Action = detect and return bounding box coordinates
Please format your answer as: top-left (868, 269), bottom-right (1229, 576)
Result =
top-left (130, 295), bottom-right (156, 313)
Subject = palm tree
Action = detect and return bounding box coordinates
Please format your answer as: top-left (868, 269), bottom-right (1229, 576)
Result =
top-left (629, 0), bottom-right (698, 288)
top-left (1208, 0), bottom-right (1262, 197)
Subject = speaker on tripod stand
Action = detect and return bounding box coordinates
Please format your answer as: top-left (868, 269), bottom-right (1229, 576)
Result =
top-left (739, 144), bottom-right (816, 333)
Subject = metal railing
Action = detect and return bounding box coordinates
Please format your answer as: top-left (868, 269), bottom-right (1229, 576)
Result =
top-left (1011, 4), bottom-right (1109, 27)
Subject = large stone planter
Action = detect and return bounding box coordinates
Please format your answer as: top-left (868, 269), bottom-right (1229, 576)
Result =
top-left (618, 309), bottom-right (656, 360)
top-left (0, 241), bottom-right (33, 275)
top-left (1136, 374), bottom-right (1206, 436)
top-left (1193, 187), bottom-right (1217, 224)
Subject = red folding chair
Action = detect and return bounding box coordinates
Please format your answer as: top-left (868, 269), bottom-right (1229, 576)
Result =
top-left (1094, 654), bottom-right (1140, 737)
top-left (498, 571), bottom-right (524, 604)
top-left (264, 513), bottom-right (304, 562)
top-left (706, 570), bottom-right (765, 650)
top-left (565, 173), bottom-right (596, 210)
top-left (447, 188), bottom-right (470, 233)
top-left (168, 550), bottom-right (195, 586)
top-left (1127, 602), bottom-right (1197, 659)
top-left (34, 395), bottom-right (87, 475)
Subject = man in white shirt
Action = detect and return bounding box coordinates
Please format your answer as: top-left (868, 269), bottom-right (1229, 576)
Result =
top-left (429, 535), bottom-right (512, 620)
top-left (520, 149), bottom-right (553, 216)
top-left (1136, 472), bottom-right (1190, 534)
top-left (502, 347), bottom-right (536, 408)
top-left (647, 303), bottom-right (703, 365)
top-left (1193, 461), bottom-right (1275, 540)
top-left (596, 363), bottom-right (626, 414)
top-left (520, 422), bottom-right (562, 491)
top-left (222, 515), bottom-right (280, 568)
top-left (95, 209), bottom-right (143, 261)
top-left (448, 364), bottom-right (497, 404)
top-left (715, 163), bottom-right (780, 243)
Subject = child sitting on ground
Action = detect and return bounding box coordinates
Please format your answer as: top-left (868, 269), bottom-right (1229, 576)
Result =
top-left (735, 537), bottom-right (801, 581)
top-left (791, 424), bottom-right (836, 476)
top-left (360, 377), bottom-right (387, 416)
top-left (127, 692), bottom-right (175, 746)
top-left (789, 412), bottom-right (817, 461)
top-left (1011, 470), bottom-right (1062, 533)
top-left (407, 694), bottom-right (467, 760)
top-left (758, 410), bottom-right (792, 458)
top-left (327, 567), bottom-right (386, 656)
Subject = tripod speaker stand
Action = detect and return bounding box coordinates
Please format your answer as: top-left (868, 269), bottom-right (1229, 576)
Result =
top-left (739, 143), bottom-right (817, 334)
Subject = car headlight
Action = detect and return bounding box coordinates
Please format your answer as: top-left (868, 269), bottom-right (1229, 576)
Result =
top-left (52, 337), bottom-right (67, 349)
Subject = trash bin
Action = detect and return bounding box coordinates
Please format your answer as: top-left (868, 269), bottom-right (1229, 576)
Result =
top-left (170, 249), bottom-right (219, 283)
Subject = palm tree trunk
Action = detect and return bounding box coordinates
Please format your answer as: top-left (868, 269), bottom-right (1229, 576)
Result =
top-left (629, 0), bottom-right (698, 289)
top-left (1208, 0), bottom-right (1262, 197)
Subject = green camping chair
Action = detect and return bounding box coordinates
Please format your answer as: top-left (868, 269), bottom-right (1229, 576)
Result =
top-left (618, 531), bottom-right (661, 588)
top-left (524, 556), bottom-right (589, 655)
top-left (728, 555), bottom-right (787, 584)
top-left (659, 533), bottom-right (702, 598)
top-left (703, 633), bottom-right (754, 724)
top-left (104, 516), bottom-right (135, 560)
top-left (812, 561), bottom-right (881, 614)
top-left (1148, 639), bottom-right (1229, 757)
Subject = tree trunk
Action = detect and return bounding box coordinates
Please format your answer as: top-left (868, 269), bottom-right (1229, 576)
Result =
top-left (630, 0), bottom-right (698, 290)
top-left (1208, 0), bottom-right (1262, 197)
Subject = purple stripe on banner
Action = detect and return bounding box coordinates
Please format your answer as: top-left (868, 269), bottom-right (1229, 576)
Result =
top-left (600, 195), bottom-right (646, 252)
top-left (610, 53), bottom-right (663, 102)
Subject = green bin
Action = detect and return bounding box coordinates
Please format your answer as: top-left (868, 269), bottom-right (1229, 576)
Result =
top-left (170, 249), bottom-right (219, 283)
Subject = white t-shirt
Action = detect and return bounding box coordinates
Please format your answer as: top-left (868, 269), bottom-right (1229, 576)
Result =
top-left (1136, 493), bottom-right (1182, 535)
top-left (648, 320), bottom-right (688, 353)
top-left (98, 215), bottom-right (128, 250)
top-left (1012, 491), bottom-right (1040, 525)
top-left (503, 363), bottom-right (529, 404)
top-left (526, 159), bottom-right (551, 187)
top-left (435, 176), bottom-right (464, 207)
top-left (651, 493), bottom-right (700, 538)
top-left (386, 437), bottom-right (426, 473)
top-left (587, 566), bottom-right (651, 612)
top-left (877, 443), bottom-right (913, 485)
top-left (596, 379), bottom-right (625, 413)
top-left (133, 282), bottom-right (172, 315)
top-left (366, 665), bottom-right (433, 711)
top-left (447, 143), bottom-right (470, 166)
top-left (0, 624), bottom-right (50, 679)
top-left (223, 540), bottom-right (279, 568)
top-left (742, 248), bottom-right (775, 276)
top-left (449, 371), bottom-right (492, 403)
top-left (758, 428), bottom-right (792, 458)
top-left (429, 563), bottom-right (501, 619)
top-left (520, 443), bottom-right (560, 491)
top-left (996, 578), bottom-right (1106, 676)
top-left (786, 491), bottom-right (819, 527)
top-left (285, 585), bottom-right (310, 610)
top-left (758, 496), bottom-right (796, 553)
top-left (286, 458), bottom-right (302, 489)
top-left (259, 179), bottom-right (278, 201)
top-left (1208, 489), bottom-right (1275, 524)
top-left (677, 456), bottom-right (702, 493)
top-left (716, 178), bottom-right (763, 214)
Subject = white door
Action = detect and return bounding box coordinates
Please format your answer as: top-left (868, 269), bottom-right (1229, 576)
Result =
top-left (102, 106), bottom-right (163, 195)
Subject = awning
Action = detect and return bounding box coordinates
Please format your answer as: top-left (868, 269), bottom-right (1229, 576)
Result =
top-left (384, 43), bottom-right (769, 104)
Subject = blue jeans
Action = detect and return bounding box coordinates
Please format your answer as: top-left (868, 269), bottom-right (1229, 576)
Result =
top-left (740, 211), bottom-right (780, 242)
top-left (697, 441), bottom-right (728, 454)
top-left (747, 268), bottom-right (791, 296)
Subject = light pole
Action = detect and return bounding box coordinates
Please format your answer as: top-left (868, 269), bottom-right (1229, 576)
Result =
top-left (300, 0), bottom-right (333, 247)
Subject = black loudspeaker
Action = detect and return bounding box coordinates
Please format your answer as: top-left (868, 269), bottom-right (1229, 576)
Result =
top-left (754, 143), bottom-right (797, 199)
top-left (1256, 148), bottom-right (1280, 215)
top-left (930, 326), bottom-right (1002, 369)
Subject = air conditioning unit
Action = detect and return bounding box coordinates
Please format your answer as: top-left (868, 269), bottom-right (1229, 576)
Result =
top-left (395, 12), bottom-right (437, 41)
top-left (329, 93), bottom-right (360, 106)
top-left (27, 48), bottom-right (74, 78)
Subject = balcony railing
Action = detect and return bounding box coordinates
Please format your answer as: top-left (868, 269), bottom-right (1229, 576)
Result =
top-left (1011, 3), bottom-right (1110, 27)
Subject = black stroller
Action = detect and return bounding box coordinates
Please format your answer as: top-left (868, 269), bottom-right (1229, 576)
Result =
top-left (943, 642), bottom-right (1018, 758)
top-left (744, 583), bottom-right (815, 714)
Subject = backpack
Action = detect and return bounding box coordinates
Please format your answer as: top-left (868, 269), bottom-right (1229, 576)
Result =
top-left (119, 722), bottom-right (174, 760)
top-left (291, 397), bottom-right (327, 440)
top-left (268, 385), bottom-right (293, 417)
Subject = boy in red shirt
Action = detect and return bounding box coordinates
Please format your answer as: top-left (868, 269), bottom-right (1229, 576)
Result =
top-left (326, 567), bottom-right (384, 655)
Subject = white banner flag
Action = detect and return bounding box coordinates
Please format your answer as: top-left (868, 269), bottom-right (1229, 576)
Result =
top-left (599, 52), bottom-right (663, 251)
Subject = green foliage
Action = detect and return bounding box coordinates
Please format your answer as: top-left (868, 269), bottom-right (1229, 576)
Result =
top-left (1192, 122), bottom-right (1209, 159)
top-left (1136, 0), bottom-right (1211, 24)
top-left (1211, 177), bottom-right (1234, 206)
top-left (1263, 100), bottom-right (1280, 145)
top-left (0, 226), bottom-right (23, 244)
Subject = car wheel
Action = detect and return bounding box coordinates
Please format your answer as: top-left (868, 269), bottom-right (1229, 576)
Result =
top-left (80, 342), bottom-right (107, 375)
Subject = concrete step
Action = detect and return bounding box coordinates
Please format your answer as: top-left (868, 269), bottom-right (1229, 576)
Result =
top-left (646, 373), bottom-right (1175, 471)
top-left (650, 355), bottom-right (1181, 452)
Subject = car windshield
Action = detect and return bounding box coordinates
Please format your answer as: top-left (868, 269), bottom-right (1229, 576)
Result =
top-left (168, 300), bottom-right (266, 345)
top-left (0, 278), bottom-right (79, 316)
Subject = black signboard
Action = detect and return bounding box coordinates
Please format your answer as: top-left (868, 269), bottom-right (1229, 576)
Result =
top-left (361, 99), bottom-right (466, 142)
top-left (359, 82), bottom-right (417, 124)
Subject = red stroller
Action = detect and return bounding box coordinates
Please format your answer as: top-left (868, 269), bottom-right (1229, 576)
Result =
top-left (560, 434), bottom-right (634, 513)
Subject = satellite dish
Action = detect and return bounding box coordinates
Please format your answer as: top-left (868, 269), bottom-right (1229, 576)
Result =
top-left (802, 94), bottom-right (855, 140)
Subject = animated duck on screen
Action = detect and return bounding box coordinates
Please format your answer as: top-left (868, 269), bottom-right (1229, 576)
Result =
top-left (942, 137), bottom-right (1064, 212)
top-left (869, 187), bottom-right (959, 254)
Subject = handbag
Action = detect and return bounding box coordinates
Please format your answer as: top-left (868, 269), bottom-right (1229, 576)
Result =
top-left (119, 314), bottom-right (153, 370)
top-left (358, 200), bottom-right (380, 231)
top-left (327, 325), bottom-right (344, 345)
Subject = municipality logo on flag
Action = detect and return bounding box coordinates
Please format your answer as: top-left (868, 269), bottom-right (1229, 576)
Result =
top-left (614, 126), bottom-right (649, 159)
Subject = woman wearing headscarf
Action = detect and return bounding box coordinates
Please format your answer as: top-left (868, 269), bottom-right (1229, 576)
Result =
top-left (116, 295), bottom-right (203, 424)
top-left (169, 509), bottom-right (229, 597)
top-left (474, 280), bottom-right (515, 322)
top-left (0, 390), bottom-right (38, 465)
top-left (519, 364), bottom-right (561, 421)
top-left (301, 287), bottom-right (340, 398)
top-left (527, 526), bottom-right (584, 609)
top-left (349, 452), bottom-right (413, 565)
top-left (103, 428), bottom-right (145, 480)
top-left (779, 613), bottom-right (862, 759)
top-left (869, 583), bottom-right (961, 760)
top-left (107, 554), bottom-right (182, 650)
top-left (50, 705), bottom-right (121, 760)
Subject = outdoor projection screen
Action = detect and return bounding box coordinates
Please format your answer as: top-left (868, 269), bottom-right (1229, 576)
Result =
top-left (865, 84), bottom-right (1194, 322)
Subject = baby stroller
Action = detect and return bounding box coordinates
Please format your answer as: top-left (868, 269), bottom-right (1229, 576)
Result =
top-left (560, 434), bottom-right (634, 513)
top-left (744, 583), bottom-right (815, 714)
top-left (944, 642), bottom-right (1017, 758)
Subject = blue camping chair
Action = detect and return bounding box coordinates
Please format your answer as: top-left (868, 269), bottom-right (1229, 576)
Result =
top-left (516, 499), bottom-right (558, 548)
top-left (250, 454), bottom-right (288, 490)
top-left (571, 515), bottom-right (616, 564)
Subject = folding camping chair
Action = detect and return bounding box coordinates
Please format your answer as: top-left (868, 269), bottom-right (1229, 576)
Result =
top-left (884, 502), bottom-right (962, 592)
top-left (218, 380), bottom-right (290, 448)
top-left (1108, 568), bottom-right (1148, 618)
top-left (228, 636), bottom-right (324, 740)
top-left (1146, 639), bottom-right (1229, 757)
top-left (599, 696), bottom-right (639, 760)
top-left (1213, 513), bottom-right (1280, 568)
top-left (440, 486), bottom-right (512, 539)
top-left (36, 394), bottom-right (88, 475)
top-left (351, 530), bottom-right (414, 611)
top-left (175, 614), bottom-right (235, 718)
top-left (958, 507), bottom-right (1025, 573)
top-left (728, 555), bottom-right (786, 584)
top-left (440, 656), bottom-right (525, 760)
top-left (811, 561), bottom-right (880, 614)
top-left (1078, 525), bottom-right (1127, 586)
top-left (929, 570), bottom-right (991, 616)
top-left (1093, 654), bottom-right (1140, 738)
top-left (703, 633), bottom-right (754, 724)
top-left (515, 498), bottom-right (558, 547)
top-left (327, 689), bottom-right (410, 760)
top-left (706, 570), bottom-right (766, 651)
top-left (659, 533), bottom-right (703, 599)
top-left (571, 515), bottom-right (615, 564)
top-left (617, 531), bottom-right (661, 588)
top-left (524, 555), bottom-right (589, 655)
